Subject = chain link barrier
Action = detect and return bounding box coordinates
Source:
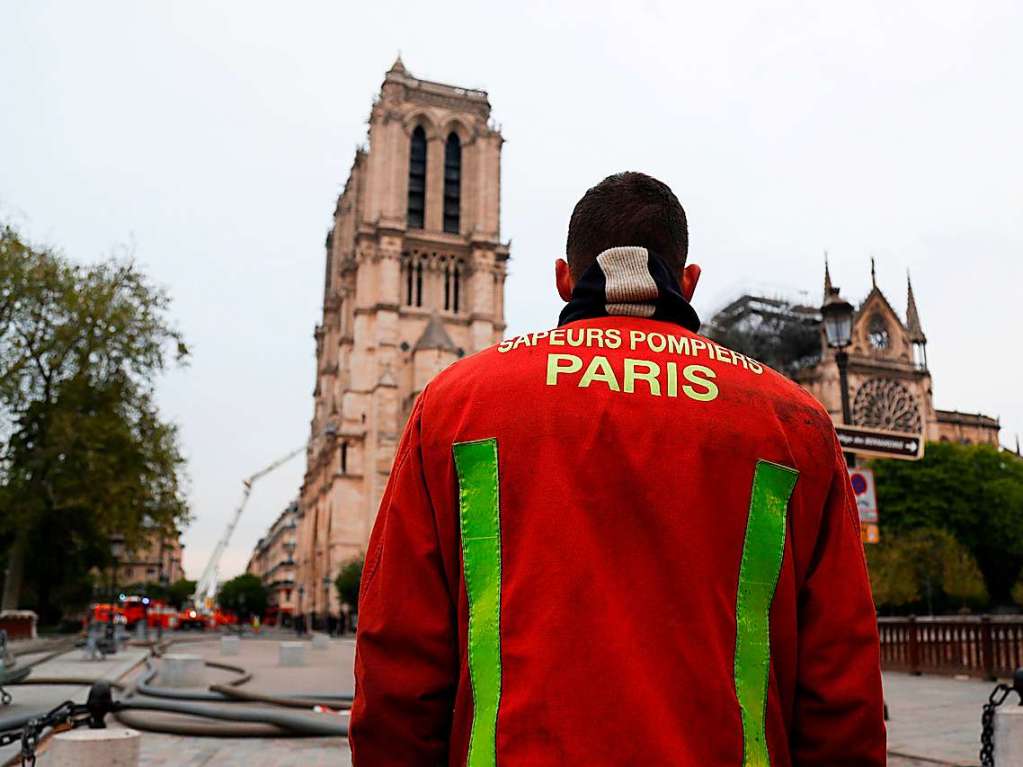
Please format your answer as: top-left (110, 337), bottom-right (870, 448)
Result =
top-left (981, 682), bottom-right (1012, 767)
top-left (980, 669), bottom-right (1023, 767)
top-left (0, 681), bottom-right (115, 766)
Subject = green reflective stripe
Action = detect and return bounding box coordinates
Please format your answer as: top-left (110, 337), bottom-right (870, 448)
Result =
top-left (735, 460), bottom-right (799, 767)
top-left (454, 438), bottom-right (502, 767)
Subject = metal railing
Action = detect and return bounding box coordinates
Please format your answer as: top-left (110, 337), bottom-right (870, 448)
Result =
top-left (879, 616), bottom-right (1023, 679)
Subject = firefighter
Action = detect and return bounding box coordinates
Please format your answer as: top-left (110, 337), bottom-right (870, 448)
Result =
top-left (350, 172), bottom-right (886, 766)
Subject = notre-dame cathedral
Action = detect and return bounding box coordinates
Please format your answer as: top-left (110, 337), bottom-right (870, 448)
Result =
top-left (295, 59), bottom-right (509, 619)
top-left (287, 60), bottom-right (1000, 622)
top-left (710, 263), bottom-right (1000, 448)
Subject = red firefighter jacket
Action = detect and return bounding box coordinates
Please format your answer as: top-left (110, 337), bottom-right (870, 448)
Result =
top-left (350, 248), bottom-right (885, 766)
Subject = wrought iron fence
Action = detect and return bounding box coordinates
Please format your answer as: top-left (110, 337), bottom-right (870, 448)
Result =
top-left (879, 616), bottom-right (1023, 679)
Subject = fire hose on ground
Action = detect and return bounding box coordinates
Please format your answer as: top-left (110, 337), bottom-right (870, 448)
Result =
top-left (0, 639), bottom-right (353, 765)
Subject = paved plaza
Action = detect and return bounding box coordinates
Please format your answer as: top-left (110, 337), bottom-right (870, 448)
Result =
top-left (0, 642), bottom-right (150, 764)
top-left (131, 634), bottom-right (354, 766)
top-left (0, 632), bottom-right (1009, 765)
top-left (885, 672), bottom-right (995, 766)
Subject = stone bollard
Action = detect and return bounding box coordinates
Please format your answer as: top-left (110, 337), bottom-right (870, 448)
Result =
top-left (312, 633), bottom-right (330, 650)
top-left (220, 635), bottom-right (241, 656)
top-left (995, 706), bottom-right (1023, 765)
top-left (159, 654), bottom-right (205, 688)
top-left (46, 727), bottom-right (140, 766)
top-left (279, 641), bottom-right (307, 667)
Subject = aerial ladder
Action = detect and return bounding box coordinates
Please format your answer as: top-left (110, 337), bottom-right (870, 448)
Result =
top-left (192, 445), bottom-right (306, 611)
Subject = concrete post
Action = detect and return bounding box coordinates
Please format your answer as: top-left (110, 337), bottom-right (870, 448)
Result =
top-left (159, 654), bottom-right (205, 687)
top-left (995, 706), bottom-right (1023, 765)
top-left (312, 633), bottom-right (330, 650)
top-left (45, 728), bottom-right (140, 766)
top-left (220, 635), bottom-right (241, 656)
top-left (279, 641), bottom-right (307, 667)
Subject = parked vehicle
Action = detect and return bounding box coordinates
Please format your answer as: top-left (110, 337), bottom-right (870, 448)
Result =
top-left (177, 608), bottom-right (212, 630)
top-left (86, 603), bottom-right (127, 627)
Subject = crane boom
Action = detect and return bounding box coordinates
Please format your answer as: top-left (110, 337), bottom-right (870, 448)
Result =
top-left (192, 445), bottom-right (306, 609)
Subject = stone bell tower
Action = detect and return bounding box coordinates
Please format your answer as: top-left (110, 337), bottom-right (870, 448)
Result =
top-left (295, 59), bottom-right (509, 621)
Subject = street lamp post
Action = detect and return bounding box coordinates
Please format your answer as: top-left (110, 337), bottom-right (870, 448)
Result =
top-left (283, 541), bottom-right (295, 629)
top-left (821, 286), bottom-right (856, 467)
top-left (297, 585), bottom-right (305, 636)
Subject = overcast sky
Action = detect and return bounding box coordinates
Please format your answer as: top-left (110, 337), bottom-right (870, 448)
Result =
top-left (2, 1), bottom-right (1020, 580)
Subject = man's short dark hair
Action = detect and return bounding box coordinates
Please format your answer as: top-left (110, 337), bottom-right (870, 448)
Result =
top-left (565, 172), bottom-right (688, 281)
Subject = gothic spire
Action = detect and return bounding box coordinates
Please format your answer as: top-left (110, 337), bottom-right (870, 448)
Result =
top-left (823, 253), bottom-right (833, 302)
top-left (388, 53), bottom-right (407, 76)
top-left (905, 270), bottom-right (926, 343)
top-left (870, 257), bottom-right (877, 290)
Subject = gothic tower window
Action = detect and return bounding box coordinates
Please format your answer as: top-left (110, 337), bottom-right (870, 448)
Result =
top-left (453, 259), bottom-right (462, 313)
top-left (443, 132), bottom-right (461, 234)
top-left (443, 260), bottom-right (451, 311)
top-left (441, 258), bottom-right (463, 313)
top-left (407, 126), bottom-right (427, 229)
top-left (415, 258), bottom-right (423, 306)
top-left (401, 252), bottom-right (425, 307)
top-left (340, 441), bottom-right (348, 474)
top-left (404, 254), bottom-right (414, 305)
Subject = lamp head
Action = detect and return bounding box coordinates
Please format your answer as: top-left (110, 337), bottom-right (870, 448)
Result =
top-left (822, 287), bottom-right (854, 349)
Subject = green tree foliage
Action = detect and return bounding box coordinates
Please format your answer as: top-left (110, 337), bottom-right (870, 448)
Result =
top-left (865, 541), bottom-right (920, 609)
top-left (1013, 580), bottom-right (1023, 608)
top-left (867, 527), bottom-right (988, 614)
top-left (218, 573), bottom-right (268, 620)
top-left (335, 556), bottom-right (364, 614)
top-left (870, 443), bottom-right (1023, 606)
top-left (167, 578), bottom-right (197, 610)
top-left (0, 224), bottom-right (190, 618)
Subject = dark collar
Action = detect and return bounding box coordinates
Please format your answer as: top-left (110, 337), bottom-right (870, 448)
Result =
top-left (558, 246), bottom-right (701, 332)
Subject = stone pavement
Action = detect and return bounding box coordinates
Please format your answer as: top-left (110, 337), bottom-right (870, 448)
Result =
top-left (137, 734), bottom-right (349, 766)
top-left (2, 632), bottom-right (1005, 765)
top-left (884, 671), bottom-right (994, 766)
top-left (134, 660), bottom-right (997, 766)
top-left (127, 634), bottom-right (354, 767)
top-left (0, 642), bottom-right (149, 764)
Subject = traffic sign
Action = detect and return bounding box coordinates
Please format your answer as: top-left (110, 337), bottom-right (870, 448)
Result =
top-left (860, 523), bottom-right (880, 544)
top-left (835, 424), bottom-right (924, 461)
top-left (848, 467), bottom-right (878, 523)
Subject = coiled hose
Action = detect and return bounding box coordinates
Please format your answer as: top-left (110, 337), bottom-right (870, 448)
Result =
top-left (3, 636), bottom-right (352, 743)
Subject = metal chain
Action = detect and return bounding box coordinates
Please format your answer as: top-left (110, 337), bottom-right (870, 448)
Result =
top-left (0, 700), bottom-right (92, 767)
top-left (980, 683), bottom-right (1012, 767)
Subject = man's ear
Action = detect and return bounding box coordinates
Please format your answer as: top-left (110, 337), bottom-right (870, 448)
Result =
top-left (556, 259), bottom-right (574, 302)
top-left (681, 263), bottom-right (701, 303)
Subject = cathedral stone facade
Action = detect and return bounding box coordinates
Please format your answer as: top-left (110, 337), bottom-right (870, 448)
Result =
top-left (294, 60), bottom-right (508, 622)
top-left (795, 264), bottom-right (1000, 446)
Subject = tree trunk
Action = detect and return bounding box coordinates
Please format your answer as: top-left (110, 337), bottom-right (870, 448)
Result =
top-left (2, 527), bottom-right (28, 610)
